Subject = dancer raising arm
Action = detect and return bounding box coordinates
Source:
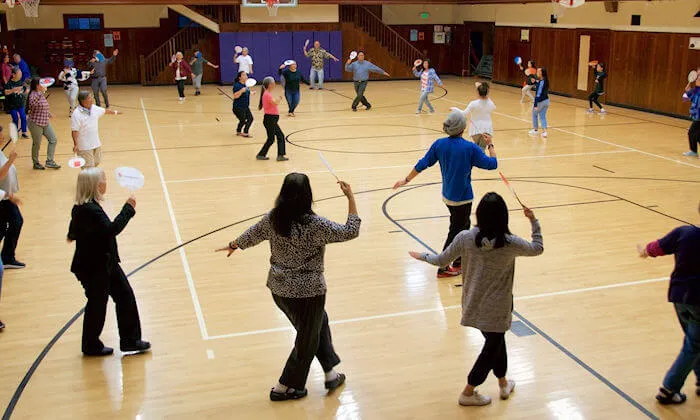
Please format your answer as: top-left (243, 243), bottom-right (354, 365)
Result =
top-left (256, 77), bottom-right (288, 162)
top-left (413, 59), bottom-right (443, 114)
top-left (409, 194), bottom-right (543, 406)
top-left (344, 52), bottom-right (389, 112)
top-left (278, 61), bottom-right (309, 117)
top-left (394, 111), bottom-right (498, 278)
top-left (303, 40), bottom-right (339, 90)
top-left (518, 59), bottom-right (537, 103)
top-left (232, 71), bottom-right (254, 138)
top-left (586, 62), bottom-right (607, 114)
top-left (682, 68), bottom-right (700, 157)
top-left (216, 174), bottom-right (360, 401)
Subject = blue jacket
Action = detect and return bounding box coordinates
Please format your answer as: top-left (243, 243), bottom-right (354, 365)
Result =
top-left (413, 68), bottom-right (442, 93)
top-left (345, 60), bottom-right (385, 81)
top-left (533, 80), bottom-right (549, 108)
top-left (415, 136), bottom-right (497, 203)
top-left (16, 59), bottom-right (31, 81)
top-left (684, 87), bottom-right (700, 121)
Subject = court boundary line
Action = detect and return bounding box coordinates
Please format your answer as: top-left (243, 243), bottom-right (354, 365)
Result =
top-left (140, 97), bottom-right (209, 340)
top-left (204, 276), bottom-right (667, 340)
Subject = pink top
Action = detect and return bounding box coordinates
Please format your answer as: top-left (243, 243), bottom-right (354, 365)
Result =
top-left (262, 91), bottom-right (278, 115)
top-left (1, 63), bottom-right (12, 84)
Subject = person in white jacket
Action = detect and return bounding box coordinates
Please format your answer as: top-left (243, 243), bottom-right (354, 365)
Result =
top-left (451, 82), bottom-right (496, 150)
top-left (58, 60), bottom-right (93, 116)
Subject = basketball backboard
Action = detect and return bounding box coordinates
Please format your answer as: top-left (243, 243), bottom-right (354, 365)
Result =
top-left (241, 0), bottom-right (298, 7)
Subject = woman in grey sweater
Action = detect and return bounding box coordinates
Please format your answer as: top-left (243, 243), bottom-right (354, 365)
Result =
top-left (410, 192), bottom-right (543, 406)
top-left (217, 173), bottom-right (360, 401)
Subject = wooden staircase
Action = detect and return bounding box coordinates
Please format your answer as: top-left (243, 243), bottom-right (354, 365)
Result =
top-left (139, 24), bottom-right (211, 86)
top-left (340, 5), bottom-right (421, 79)
top-left (186, 5), bottom-right (239, 24)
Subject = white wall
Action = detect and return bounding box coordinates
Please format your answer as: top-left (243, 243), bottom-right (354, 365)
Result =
top-left (240, 4), bottom-right (338, 23)
top-left (2, 5), bottom-right (169, 30)
top-left (384, 0), bottom-right (700, 33)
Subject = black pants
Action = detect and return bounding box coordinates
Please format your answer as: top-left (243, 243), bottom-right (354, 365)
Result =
top-left (176, 80), bottom-right (186, 98)
top-left (0, 200), bottom-right (23, 263)
top-left (467, 331), bottom-right (508, 386)
top-left (352, 80), bottom-right (370, 110)
top-left (588, 90), bottom-right (603, 109)
top-left (259, 114), bottom-right (286, 157)
top-left (441, 203), bottom-right (472, 268)
top-left (77, 264), bottom-right (142, 353)
top-left (233, 106), bottom-right (254, 134)
top-left (689, 120), bottom-right (700, 153)
top-left (273, 294), bottom-right (341, 390)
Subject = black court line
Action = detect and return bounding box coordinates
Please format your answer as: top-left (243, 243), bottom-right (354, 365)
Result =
top-left (592, 165), bottom-right (615, 174)
top-left (5, 175), bottom-right (698, 418)
top-left (381, 180), bottom-right (680, 420)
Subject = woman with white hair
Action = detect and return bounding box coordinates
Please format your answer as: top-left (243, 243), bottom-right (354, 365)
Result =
top-left (58, 59), bottom-right (92, 116)
top-left (170, 52), bottom-right (192, 102)
top-left (234, 47), bottom-right (253, 75)
top-left (67, 167), bottom-right (150, 357)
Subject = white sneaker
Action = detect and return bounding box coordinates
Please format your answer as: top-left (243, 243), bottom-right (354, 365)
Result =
top-left (541, 131), bottom-right (548, 138)
top-left (458, 391), bottom-right (492, 406)
top-left (499, 380), bottom-right (516, 400)
top-left (586, 108), bottom-right (594, 113)
top-left (600, 108), bottom-right (606, 114)
top-left (528, 129), bottom-right (539, 136)
top-left (415, 110), bottom-right (421, 114)
top-left (682, 151), bottom-right (699, 157)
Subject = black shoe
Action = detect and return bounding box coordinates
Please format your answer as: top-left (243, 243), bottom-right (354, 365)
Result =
top-left (45, 160), bottom-right (61, 169)
top-left (656, 387), bottom-right (686, 405)
top-left (121, 340), bottom-right (151, 354)
top-left (351, 108), bottom-right (357, 112)
top-left (324, 373), bottom-right (346, 391)
top-left (21, 134), bottom-right (30, 139)
top-left (4, 261), bottom-right (26, 269)
top-left (195, 91), bottom-right (201, 96)
top-left (256, 155), bottom-right (269, 161)
top-left (276, 155), bottom-right (289, 162)
top-left (0, 320), bottom-right (5, 331)
top-left (83, 347), bottom-right (114, 357)
top-left (269, 388), bottom-right (308, 401)
top-left (33, 163), bottom-right (45, 170)
top-left (365, 105), bottom-right (372, 111)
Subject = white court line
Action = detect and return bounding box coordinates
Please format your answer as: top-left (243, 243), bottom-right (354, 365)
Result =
top-left (140, 97), bottom-right (209, 340)
top-left (443, 98), bottom-right (700, 170)
top-left (166, 150), bottom-right (633, 184)
top-left (204, 276), bottom-right (667, 340)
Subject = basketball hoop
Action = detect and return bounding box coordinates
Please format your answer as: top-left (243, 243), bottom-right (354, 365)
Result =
top-left (552, 0), bottom-right (584, 18)
top-left (266, 0), bottom-right (279, 16)
top-left (17, 0), bottom-right (40, 18)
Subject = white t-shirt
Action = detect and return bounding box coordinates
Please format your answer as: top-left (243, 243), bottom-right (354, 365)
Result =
top-left (460, 98), bottom-right (496, 136)
top-left (236, 55), bottom-right (253, 74)
top-left (71, 105), bottom-right (106, 151)
top-left (0, 151), bottom-right (18, 199)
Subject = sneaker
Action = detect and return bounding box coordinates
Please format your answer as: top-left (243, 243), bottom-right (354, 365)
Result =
top-left (4, 261), bottom-right (26, 269)
top-left (437, 266), bottom-right (461, 278)
top-left (195, 91), bottom-right (201, 96)
top-left (256, 155), bottom-right (269, 161)
top-left (429, 109), bottom-right (435, 114)
top-left (277, 156), bottom-right (289, 162)
top-left (21, 133), bottom-right (29, 139)
top-left (351, 108), bottom-right (357, 112)
top-left (656, 387), bottom-right (686, 405)
top-left (325, 372), bottom-right (346, 391)
top-left (682, 151), bottom-right (698, 157)
top-left (270, 387), bottom-right (308, 401)
top-left (121, 340), bottom-right (151, 355)
top-left (0, 320), bottom-right (5, 331)
top-left (236, 132), bottom-right (242, 137)
top-left (309, 86), bottom-right (315, 90)
top-left (366, 105), bottom-right (372, 111)
top-left (599, 108), bottom-right (606, 114)
top-left (586, 108), bottom-right (594, 113)
top-left (499, 380), bottom-right (516, 400)
top-left (33, 162), bottom-right (45, 170)
top-left (290, 113), bottom-right (295, 117)
top-left (45, 160), bottom-right (61, 169)
top-left (241, 133), bottom-right (252, 138)
top-left (83, 347), bottom-right (114, 357)
top-left (416, 110), bottom-right (422, 114)
top-left (458, 391), bottom-right (492, 406)
top-left (528, 129), bottom-right (539, 136)
top-left (541, 131), bottom-right (548, 138)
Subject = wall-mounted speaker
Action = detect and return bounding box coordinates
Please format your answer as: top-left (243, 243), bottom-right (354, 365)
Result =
top-left (631, 15), bottom-right (641, 26)
top-left (604, 1), bottom-right (618, 13)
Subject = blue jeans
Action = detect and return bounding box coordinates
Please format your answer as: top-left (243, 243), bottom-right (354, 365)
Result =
top-left (417, 91), bottom-right (434, 112)
top-left (285, 90), bottom-right (300, 114)
top-left (310, 68), bottom-right (324, 89)
top-left (663, 303), bottom-right (700, 393)
top-left (9, 107), bottom-right (27, 134)
top-left (532, 99), bottom-right (549, 131)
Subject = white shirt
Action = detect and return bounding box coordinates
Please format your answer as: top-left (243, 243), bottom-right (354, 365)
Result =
top-left (236, 54), bottom-right (253, 74)
top-left (0, 151), bottom-right (18, 199)
top-left (71, 104), bottom-right (106, 151)
top-left (453, 98), bottom-right (496, 136)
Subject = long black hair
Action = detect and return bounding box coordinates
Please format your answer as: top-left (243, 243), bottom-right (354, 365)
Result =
top-left (234, 71), bottom-right (246, 84)
top-left (270, 173), bottom-right (315, 237)
top-left (475, 192), bottom-right (511, 249)
top-left (417, 58), bottom-right (431, 72)
top-left (539, 67), bottom-right (549, 93)
top-left (29, 77), bottom-right (40, 95)
top-left (258, 76), bottom-right (274, 111)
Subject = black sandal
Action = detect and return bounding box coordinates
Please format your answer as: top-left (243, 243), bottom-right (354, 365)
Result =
top-left (325, 373), bottom-right (346, 391)
top-left (269, 387), bottom-right (308, 401)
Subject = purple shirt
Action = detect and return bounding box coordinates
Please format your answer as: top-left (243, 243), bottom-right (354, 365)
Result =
top-left (650, 226), bottom-right (700, 305)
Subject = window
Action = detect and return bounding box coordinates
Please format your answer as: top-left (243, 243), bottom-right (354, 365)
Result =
top-left (64, 14), bottom-right (104, 31)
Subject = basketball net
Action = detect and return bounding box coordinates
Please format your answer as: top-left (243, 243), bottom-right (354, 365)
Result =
top-left (551, 0), bottom-right (585, 18)
top-left (17, 0), bottom-right (40, 18)
top-left (266, 0), bottom-right (279, 16)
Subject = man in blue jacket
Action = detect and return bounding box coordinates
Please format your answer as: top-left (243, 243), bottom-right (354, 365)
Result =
top-left (394, 111), bottom-right (498, 278)
top-left (344, 51), bottom-right (389, 111)
top-left (12, 54), bottom-right (31, 82)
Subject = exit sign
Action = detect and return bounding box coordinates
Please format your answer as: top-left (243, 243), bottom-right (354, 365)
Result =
top-left (420, 12), bottom-right (430, 19)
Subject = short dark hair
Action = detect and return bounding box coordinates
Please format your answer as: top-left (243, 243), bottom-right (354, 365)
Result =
top-left (477, 82), bottom-right (489, 97)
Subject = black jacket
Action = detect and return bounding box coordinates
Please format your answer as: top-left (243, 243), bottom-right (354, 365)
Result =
top-left (68, 201), bottom-right (135, 275)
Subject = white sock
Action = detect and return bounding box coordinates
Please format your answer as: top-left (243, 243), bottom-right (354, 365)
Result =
top-left (273, 382), bottom-right (288, 393)
top-left (324, 369), bottom-right (339, 381)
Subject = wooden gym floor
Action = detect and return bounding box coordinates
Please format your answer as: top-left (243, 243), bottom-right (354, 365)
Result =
top-left (0, 76), bottom-right (698, 419)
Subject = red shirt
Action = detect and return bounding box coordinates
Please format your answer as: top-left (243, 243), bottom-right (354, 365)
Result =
top-left (170, 60), bottom-right (192, 80)
top-left (1, 63), bottom-right (12, 85)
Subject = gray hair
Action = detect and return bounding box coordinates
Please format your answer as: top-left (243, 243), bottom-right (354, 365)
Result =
top-left (443, 110), bottom-right (467, 137)
top-left (77, 90), bottom-right (92, 106)
top-left (75, 167), bottom-right (106, 205)
top-left (242, 47), bottom-right (249, 52)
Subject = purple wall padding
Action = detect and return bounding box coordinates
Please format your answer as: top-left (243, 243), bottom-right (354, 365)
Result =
top-left (219, 31), bottom-right (342, 84)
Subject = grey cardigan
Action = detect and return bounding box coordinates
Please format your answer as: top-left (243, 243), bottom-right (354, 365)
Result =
top-left (419, 219), bottom-right (543, 332)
